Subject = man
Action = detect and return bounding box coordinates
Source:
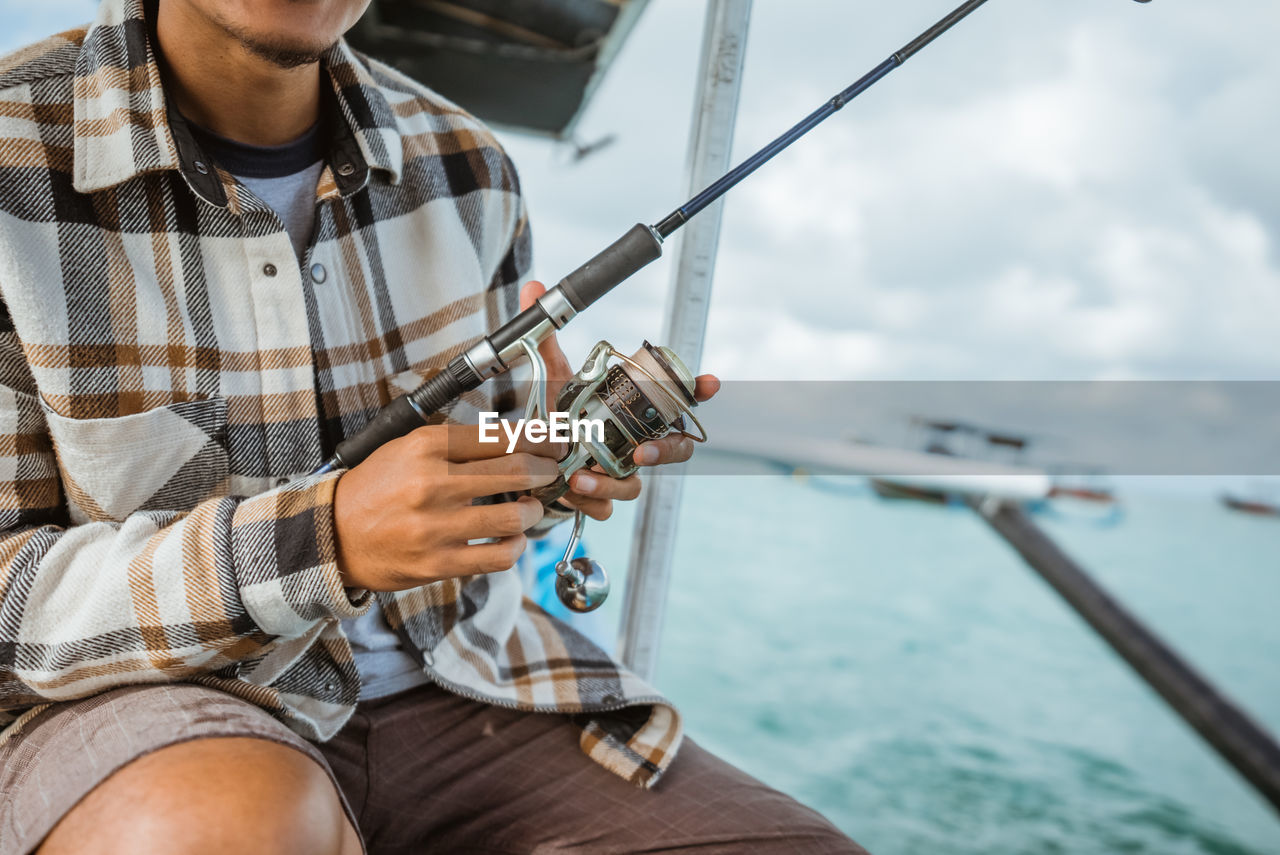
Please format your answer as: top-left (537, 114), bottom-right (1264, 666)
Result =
top-left (0, 1), bottom-right (866, 852)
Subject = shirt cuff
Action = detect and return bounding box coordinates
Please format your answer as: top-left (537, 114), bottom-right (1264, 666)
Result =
top-left (231, 469), bottom-right (370, 639)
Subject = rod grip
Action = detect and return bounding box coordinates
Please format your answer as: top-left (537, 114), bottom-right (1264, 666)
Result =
top-left (332, 366), bottom-right (468, 468)
top-left (558, 223), bottom-right (664, 312)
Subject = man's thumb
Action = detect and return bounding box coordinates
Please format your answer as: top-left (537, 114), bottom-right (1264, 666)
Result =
top-left (519, 280), bottom-right (546, 311)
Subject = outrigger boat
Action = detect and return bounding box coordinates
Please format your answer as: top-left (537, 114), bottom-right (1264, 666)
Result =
top-left (1046, 465), bottom-right (1118, 504)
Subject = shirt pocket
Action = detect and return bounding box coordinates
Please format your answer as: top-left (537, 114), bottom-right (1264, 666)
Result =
top-left (38, 397), bottom-right (231, 525)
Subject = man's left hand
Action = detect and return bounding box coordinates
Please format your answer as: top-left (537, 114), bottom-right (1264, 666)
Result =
top-left (519, 281), bottom-right (720, 522)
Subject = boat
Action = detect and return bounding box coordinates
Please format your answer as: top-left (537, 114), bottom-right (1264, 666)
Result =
top-left (1049, 485), bottom-right (1117, 503)
top-left (1046, 465), bottom-right (1117, 505)
top-left (707, 429), bottom-right (1054, 504)
top-left (347, 0), bottom-right (650, 137)
top-left (868, 478), bottom-right (957, 506)
top-left (1221, 494), bottom-right (1280, 518)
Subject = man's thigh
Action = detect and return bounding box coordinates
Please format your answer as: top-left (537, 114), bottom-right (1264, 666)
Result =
top-left (320, 684), bottom-right (866, 855)
top-left (0, 684), bottom-right (360, 855)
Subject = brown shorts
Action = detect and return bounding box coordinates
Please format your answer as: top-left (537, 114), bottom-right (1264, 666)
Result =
top-left (0, 684), bottom-right (360, 855)
top-left (1, 683), bottom-right (865, 855)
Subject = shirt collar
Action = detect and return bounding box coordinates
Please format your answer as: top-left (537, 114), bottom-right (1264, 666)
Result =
top-left (72, 0), bottom-right (404, 199)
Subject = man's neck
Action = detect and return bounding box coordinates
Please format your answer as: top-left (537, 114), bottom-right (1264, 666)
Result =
top-left (155, 2), bottom-right (322, 146)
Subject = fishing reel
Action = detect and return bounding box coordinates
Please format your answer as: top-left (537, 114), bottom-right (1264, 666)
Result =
top-left (518, 339), bottom-right (706, 613)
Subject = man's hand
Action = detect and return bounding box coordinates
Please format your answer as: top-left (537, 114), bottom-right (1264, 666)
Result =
top-left (333, 425), bottom-right (563, 592)
top-left (519, 281), bottom-right (721, 522)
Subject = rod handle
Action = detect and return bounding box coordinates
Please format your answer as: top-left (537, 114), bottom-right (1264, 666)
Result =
top-left (558, 224), bottom-right (664, 312)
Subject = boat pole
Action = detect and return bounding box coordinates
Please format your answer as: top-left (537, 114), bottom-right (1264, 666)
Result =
top-left (618, 0), bottom-right (753, 680)
top-left (976, 499), bottom-right (1280, 814)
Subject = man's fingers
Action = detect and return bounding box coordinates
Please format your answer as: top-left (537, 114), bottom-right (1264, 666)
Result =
top-left (518, 279), bottom-right (544, 313)
top-left (447, 453), bottom-right (560, 496)
top-left (448, 534), bottom-right (529, 576)
top-left (569, 470), bottom-right (642, 501)
top-left (452, 497), bottom-right (546, 540)
top-left (693, 373), bottom-right (720, 402)
top-left (633, 435), bottom-right (695, 467)
top-left (561, 469), bottom-right (640, 520)
top-left (559, 493), bottom-right (614, 522)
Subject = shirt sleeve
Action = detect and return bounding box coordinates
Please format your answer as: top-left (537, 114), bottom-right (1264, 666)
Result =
top-left (0, 304), bottom-right (368, 707)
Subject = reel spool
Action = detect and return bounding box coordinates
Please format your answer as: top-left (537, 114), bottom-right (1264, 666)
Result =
top-left (519, 340), bottom-right (707, 612)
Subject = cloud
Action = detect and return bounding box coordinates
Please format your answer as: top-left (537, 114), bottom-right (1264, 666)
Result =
top-left (508, 0), bottom-right (1280, 383)
top-left (4, 0), bottom-right (1276, 384)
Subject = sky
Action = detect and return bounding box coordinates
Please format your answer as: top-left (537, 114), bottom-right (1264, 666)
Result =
top-left (3, 1), bottom-right (1278, 436)
top-left (5, 0), bottom-right (1276, 385)
top-left (495, 0), bottom-right (1280, 383)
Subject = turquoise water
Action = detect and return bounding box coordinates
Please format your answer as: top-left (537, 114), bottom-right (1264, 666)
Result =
top-left (587, 474), bottom-right (1280, 854)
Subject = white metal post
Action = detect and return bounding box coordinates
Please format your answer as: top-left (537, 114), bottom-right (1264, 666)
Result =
top-left (618, 0), bottom-right (752, 680)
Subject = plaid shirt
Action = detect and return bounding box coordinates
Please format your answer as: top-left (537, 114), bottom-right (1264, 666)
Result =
top-left (0, 0), bottom-right (681, 787)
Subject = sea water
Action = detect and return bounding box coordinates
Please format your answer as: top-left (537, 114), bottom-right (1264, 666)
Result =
top-left (583, 472), bottom-right (1280, 854)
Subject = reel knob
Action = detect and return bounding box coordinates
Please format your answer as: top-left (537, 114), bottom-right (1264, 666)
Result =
top-left (555, 557), bottom-right (610, 613)
top-left (552, 510), bottom-right (610, 613)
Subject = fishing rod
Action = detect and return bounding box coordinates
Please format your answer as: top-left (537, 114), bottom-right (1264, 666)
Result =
top-left (316, 0), bottom-right (1150, 475)
top-left (315, 0), bottom-right (1151, 612)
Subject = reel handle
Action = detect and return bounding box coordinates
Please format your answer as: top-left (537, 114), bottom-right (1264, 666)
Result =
top-left (555, 511), bottom-right (610, 613)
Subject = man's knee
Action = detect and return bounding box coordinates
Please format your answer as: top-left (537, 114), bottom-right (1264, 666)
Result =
top-left (38, 736), bottom-right (360, 855)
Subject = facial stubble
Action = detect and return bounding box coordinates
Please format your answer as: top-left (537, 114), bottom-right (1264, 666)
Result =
top-left (215, 11), bottom-right (339, 69)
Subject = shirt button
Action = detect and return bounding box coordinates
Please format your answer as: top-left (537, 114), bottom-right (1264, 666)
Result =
top-left (194, 160), bottom-right (209, 175)
top-left (325, 682), bottom-right (337, 693)
top-left (274, 476), bottom-right (290, 488)
top-left (263, 263), bottom-right (277, 277)
top-left (310, 263), bottom-right (327, 284)
top-left (421, 650), bottom-right (435, 667)
top-left (336, 162), bottom-right (355, 177)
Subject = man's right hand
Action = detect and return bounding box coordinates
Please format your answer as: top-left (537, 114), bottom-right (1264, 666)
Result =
top-left (333, 425), bottom-right (562, 592)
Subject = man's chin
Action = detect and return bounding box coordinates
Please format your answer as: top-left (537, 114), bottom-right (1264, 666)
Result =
top-left (240, 36), bottom-right (337, 69)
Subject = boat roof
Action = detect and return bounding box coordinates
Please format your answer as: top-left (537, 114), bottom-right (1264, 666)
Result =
top-left (347, 0), bottom-right (651, 138)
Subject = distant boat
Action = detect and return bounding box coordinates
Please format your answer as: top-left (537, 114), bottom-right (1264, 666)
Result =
top-left (1221, 494), bottom-right (1280, 518)
top-left (869, 418), bottom-right (1118, 513)
top-left (868, 478), bottom-right (956, 506)
top-left (1050, 485), bottom-right (1117, 503)
top-left (1033, 469), bottom-right (1124, 526)
top-left (708, 431), bottom-right (1053, 503)
top-left (1046, 465), bottom-right (1117, 505)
